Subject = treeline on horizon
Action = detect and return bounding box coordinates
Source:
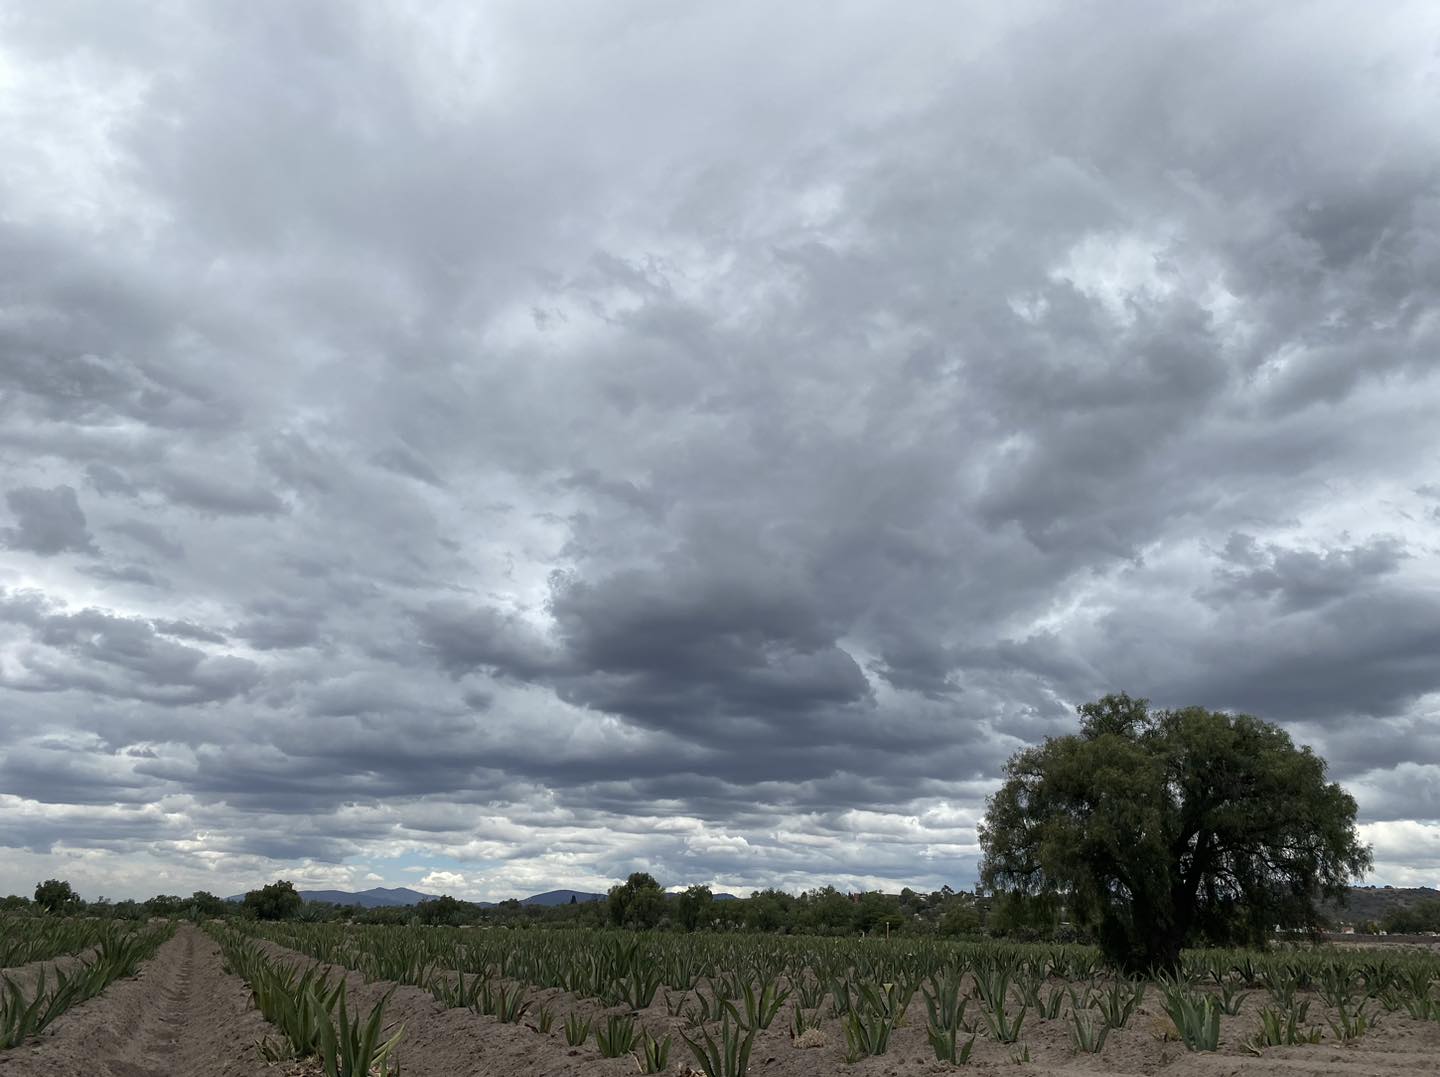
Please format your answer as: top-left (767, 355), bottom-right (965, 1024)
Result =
top-left (7, 874), bottom-right (1052, 939)
top-left (9, 873), bottom-right (1424, 939)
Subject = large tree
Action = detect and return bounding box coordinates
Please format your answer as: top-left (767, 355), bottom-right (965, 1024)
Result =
top-left (242, 879), bottom-right (304, 921)
top-left (607, 872), bottom-right (666, 929)
top-left (674, 883), bottom-right (714, 932)
top-left (978, 693), bottom-right (1371, 972)
top-left (33, 878), bottom-right (81, 914)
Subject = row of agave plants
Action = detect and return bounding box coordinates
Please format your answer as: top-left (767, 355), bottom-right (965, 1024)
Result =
top-left (0, 923), bottom-right (174, 1049)
top-left (211, 926), bottom-right (405, 1077)
top-left (237, 923), bottom-right (1440, 1073)
top-left (0, 915), bottom-right (137, 969)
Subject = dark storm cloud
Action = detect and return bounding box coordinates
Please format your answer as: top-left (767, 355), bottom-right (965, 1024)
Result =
top-left (414, 602), bottom-right (566, 679)
top-left (547, 562), bottom-right (872, 730)
top-left (152, 619), bottom-right (228, 644)
top-left (156, 469), bottom-right (289, 518)
top-left (1202, 534), bottom-right (1409, 612)
top-left (107, 520), bottom-right (185, 560)
top-left (78, 562), bottom-right (168, 588)
top-left (1172, 590), bottom-right (1440, 723)
top-left (0, 805), bottom-right (186, 855)
top-left (85, 463), bottom-right (139, 498)
top-left (2, 486), bottom-right (98, 556)
top-left (234, 600), bottom-right (323, 650)
top-left (1, 0), bottom-right (1438, 897)
top-left (0, 592), bottom-right (262, 705)
top-left (0, 742), bottom-right (161, 807)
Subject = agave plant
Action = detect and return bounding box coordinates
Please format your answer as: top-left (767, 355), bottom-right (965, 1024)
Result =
top-left (1094, 977), bottom-right (1145, 1029)
top-left (682, 1014), bottom-right (755, 1077)
top-left (724, 979), bottom-right (791, 1031)
top-left (926, 1022), bottom-right (977, 1065)
top-left (315, 983), bottom-right (404, 1077)
top-left (1161, 989), bottom-right (1221, 1052)
top-left (634, 1027), bottom-right (672, 1074)
top-left (842, 1007), bottom-right (895, 1060)
top-left (1244, 1001), bottom-right (1322, 1053)
top-left (1328, 999), bottom-right (1378, 1042)
top-left (562, 1010), bottom-right (591, 1046)
top-left (0, 969), bottom-right (82, 1048)
top-left (1069, 1010), bottom-right (1108, 1054)
top-left (790, 1005), bottom-right (821, 1039)
top-left (594, 1013), bottom-right (639, 1057)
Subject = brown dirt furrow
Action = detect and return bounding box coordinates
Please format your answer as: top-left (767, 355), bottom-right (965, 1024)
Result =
top-left (0, 925), bottom-right (272, 1077)
top-left (1164, 1046), bottom-right (1440, 1077)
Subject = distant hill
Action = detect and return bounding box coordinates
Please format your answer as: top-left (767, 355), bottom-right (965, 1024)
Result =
top-left (521, 889), bottom-right (604, 906)
top-left (301, 886), bottom-right (441, 908)
top-left (1329, 885), bottom-right (1440, 924)
top-left (226, 885), bottom-right (608, 907)
top-left (224, 886), bottom-right (446, 908)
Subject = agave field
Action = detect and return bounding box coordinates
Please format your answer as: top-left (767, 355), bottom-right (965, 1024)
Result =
top-left (3, 919), bottom-right (1440, 1075)
top-left (0, 916), bottom-right (173, 1049)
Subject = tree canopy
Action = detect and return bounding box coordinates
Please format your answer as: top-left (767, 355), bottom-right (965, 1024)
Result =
top-left (978, 693), bottom-right (1371, 972)
top-left (34, 878), bottom-right (81, 913)
top-left (242, 879), bottom-right (304, 921)
top-left (607, 872), bottom-right (666, 929)
top-left (674, 883), bottom-right (714, 932)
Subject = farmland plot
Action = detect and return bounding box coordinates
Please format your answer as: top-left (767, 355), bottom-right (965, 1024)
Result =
top-left (7, 922), bottom-right (1440, 1075)
top-left (0, 925), bottom-right (269, 1077)
top-left (0, 918), bottom-right (127, 971)
top-left (229, 924), bottom-right (1440, 1077)
top-left (0, 920), bottom-right (173, 1054)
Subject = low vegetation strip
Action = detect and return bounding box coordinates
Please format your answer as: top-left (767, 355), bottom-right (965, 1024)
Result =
top-left (0, 918), bottom-right (135, 971)
top-left (0, 923), bottom-right (173, 1049)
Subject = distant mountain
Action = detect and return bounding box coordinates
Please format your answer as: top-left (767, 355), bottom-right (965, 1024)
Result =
top-left (224, 886), bottom-right (446, 908)
top-left (521, 889), bottom-right (604, 906)
top-left (1329, 885), bottom-right (1440, 924)
top-left (225, 885), bottom-right (609, 907)
top-left (302, 887), bottom-right (441, 908)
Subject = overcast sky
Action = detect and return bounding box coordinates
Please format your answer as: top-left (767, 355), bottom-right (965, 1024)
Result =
top-left (1, 1), bottom-right (1438, 903)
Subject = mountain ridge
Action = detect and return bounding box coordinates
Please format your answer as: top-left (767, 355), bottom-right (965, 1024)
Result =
top-left (224, 885), bottom-right (607, 907)
top-left (222, 885), bottom-right (752, 907)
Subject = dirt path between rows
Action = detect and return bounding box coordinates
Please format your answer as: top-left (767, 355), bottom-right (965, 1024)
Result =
top-left (0, 925), bottom-right (271, 1077)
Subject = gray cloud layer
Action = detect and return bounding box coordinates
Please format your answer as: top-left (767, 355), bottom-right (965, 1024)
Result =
top-left (1, 0), bottom-right (1438, 900)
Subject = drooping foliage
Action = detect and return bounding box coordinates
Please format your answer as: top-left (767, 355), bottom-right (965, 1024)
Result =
top-left (979, 693), bottom-right (1371, 972)
top-left (606, 872), bottom-right (666, 929)
top-left (244, 879), bottom-right (305, 922)
top-left (33, 879), bottom-right (81, 914)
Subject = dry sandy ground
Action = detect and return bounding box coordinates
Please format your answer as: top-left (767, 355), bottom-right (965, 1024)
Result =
top-left (4, 926), bottom-right (1440, 1076)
